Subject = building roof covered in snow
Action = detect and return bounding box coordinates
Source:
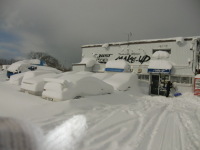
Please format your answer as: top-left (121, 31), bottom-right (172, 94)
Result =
top-left (82, 36), bottom-right (200, 48)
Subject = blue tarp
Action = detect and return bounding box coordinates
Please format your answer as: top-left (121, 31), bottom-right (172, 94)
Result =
top-left (148, 68), bottom-right (171, 73)
top-left (105, 68), bottom-right (124, 72)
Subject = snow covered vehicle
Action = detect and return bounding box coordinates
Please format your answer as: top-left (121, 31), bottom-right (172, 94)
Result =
top-left (6, 59), bottom-right (45, 78)
top-left (9, 66), bottom-right (61, 85)
top-left (21, 73), bottom-right (61, 95)
top-left (42, 71), bottom-right (114, 101)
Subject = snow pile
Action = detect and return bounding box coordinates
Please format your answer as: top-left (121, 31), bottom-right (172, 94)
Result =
top-left (79, 58), bottom-right (96, 67)
top-left (105, 60), bottom-right (130, 72)
top-left (148, 60), bottom-right (172, 69)
top-left (103, 73), bottom-right (137, 91)
top-left (152, 51), bottom-right (169, 59)
top-left (43, 76), bottom-right (113, 101)
top-left (45, 115), bottom-right (87, 150)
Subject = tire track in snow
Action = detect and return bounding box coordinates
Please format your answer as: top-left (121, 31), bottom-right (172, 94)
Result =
top-left (81, 99), bottom-right (156, 149)
top-left (146, 105), bottom-right (169, 150)
top-left (132, 105), bottom-right (168, 150)
top-left (179, 113), bottom-right (200, 150)
top-left (149, 111), bottom-right (184, 150)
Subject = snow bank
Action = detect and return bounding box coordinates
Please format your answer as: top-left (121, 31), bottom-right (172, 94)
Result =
top-left (105, 60), bottom-right (130, 72)
top-left (152, 51), bottom-right (169, 59)
top-left (103, 73), bottom-right (137, 91)
top-left (148, 60), bottom-right (172, 69)
top-left (79, 58), bottom-right (96, 67)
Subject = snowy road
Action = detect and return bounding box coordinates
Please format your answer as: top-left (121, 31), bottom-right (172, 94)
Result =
top-left (1, 71), bottom-right (200, 150)
top-left (76, 94), bottom-right (200, 150)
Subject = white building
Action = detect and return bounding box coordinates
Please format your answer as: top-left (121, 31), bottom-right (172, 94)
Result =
top-left (73, 36), bottom-right (200, 96)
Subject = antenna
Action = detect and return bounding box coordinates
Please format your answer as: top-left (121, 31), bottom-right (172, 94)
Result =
top-left (127, 32), bottom-right (133, 53)
top-left (128, 32), bottom-right (133, 44)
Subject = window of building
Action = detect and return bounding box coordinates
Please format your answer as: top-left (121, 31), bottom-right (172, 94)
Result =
top-left (138, 74), bottom-right (149, 81)
top-left (171, 76), bottom-right (192, 84)
top-left (171, 76), bottom-right (180, 83)
top-left (152, 49), bottom-right (171, 54)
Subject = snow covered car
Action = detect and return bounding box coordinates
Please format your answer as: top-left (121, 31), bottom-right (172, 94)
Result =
top-left (42, 72), bottom-right (114, 101)
top-left (21, 73), bottom-right (61, 96)
top-left (6, 59), bottom-right (46, 78)
top-left (103, 72), bottom-right (137, 91)
top-left (9, 72), bottom-right (27, 85)
top-left (9, 66), bottom-right (62, 85)
top-left (7, 60), bottom-right (31, 78)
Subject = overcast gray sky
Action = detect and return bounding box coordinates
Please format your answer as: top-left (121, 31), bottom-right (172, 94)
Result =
top-left (0, 0), bottom-right (200, 67)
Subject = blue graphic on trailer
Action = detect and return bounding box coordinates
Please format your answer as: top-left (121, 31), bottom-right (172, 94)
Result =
top-left (105, 68), bottom-right (124, 72)
top-left (148, 68), bottom-right (171, 73)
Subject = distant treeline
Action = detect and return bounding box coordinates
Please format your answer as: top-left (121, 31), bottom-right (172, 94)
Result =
top-left (0, 52), bottom-right (71, 72)
top-left (28, 52), bottom-right (71, 72)
top-left (0, 58), bottom-right (17, 65)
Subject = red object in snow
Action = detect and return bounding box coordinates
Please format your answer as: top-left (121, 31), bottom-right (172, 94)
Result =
top-left (194, 76), bottom-right (200, 95)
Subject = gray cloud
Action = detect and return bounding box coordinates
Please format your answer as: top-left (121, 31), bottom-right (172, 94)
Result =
top-left (0, 0), bottom-right (200, 67)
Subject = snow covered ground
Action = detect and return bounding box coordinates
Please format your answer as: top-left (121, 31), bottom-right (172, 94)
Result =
top-left (1, 70), bottom-right (200, 150)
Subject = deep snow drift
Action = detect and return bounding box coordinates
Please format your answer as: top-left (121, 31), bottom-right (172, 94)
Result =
top-left (1, 70), bottom-right (200, 150)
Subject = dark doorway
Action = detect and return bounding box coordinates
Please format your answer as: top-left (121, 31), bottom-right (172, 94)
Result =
top-left (151, 75), bottom-right (159, 95)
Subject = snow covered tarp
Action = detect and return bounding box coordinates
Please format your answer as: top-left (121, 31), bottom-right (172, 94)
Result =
top-left (105, 60), bottom-right (130, 72)
top-left (21, 73), bottom-right (61, 95)
top-left (42, 72), bottom-right (113, 101)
